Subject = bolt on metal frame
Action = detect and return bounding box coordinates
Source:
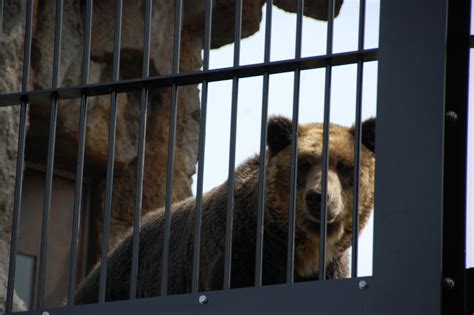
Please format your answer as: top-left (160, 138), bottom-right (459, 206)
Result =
top-left (1, 0), bottom-right (471, 314)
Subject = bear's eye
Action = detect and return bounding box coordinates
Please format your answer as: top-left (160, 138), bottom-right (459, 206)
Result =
top-left (297, 157), bottom-right (314, 188)
top-left (336, 162), bottom-right (354, 187)
top-left (297, 157), bottom-right (313, 173)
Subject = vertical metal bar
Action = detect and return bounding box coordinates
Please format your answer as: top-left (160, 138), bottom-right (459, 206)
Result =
top-left (36, 98), bottom-right (58, 310)
top-left (171, 0), bottom-right (183, 74)
top-left (67, 0), bottom-right (93, 305)
top-left (351, 0), bottom-right (366, 278)
top-left (98, 0), bottom-right (122, 303)
top-left (0, 0), bottom-right (3, 43)
top-left (36, 0), bottom-right (63, 307)
top-left (21, 0), bottom-right (33, 93)
top-left (112, 0), bottom-right (122, 82)
top-left (98, 94), bottom-right (118, 303)
top-left (5, 102), bottom-right (28, 314)
top-left (286, 0), bottom-right (303, 284)
top-left (319, 0), bottom-right (335, 281)
top-left (5, 0), bottom-right (33, 311)
top-left (223, 0), bottom-right (242, 290)
top-left (51, 0), bottom-right (63, 89)
top-left (192, 0), bottom-right (213, 294)
top-left (129, 0), bottom-right (152, 299)
top-left (373, 0), bottom-right (448, 311)
top-left (255, 0), bottom-right (272, 287)
top-left (161, 0), bottom-right (183, 296)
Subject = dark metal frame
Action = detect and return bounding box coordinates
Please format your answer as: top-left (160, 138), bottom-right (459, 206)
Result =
top-left (1, 0), bottom-right (471, 313)
top-left (442, 0), bottom-right (471, 313)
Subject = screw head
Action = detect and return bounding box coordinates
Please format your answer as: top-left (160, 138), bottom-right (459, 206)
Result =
top-left (446, 111), bottom-right (458, 122)
top-left (358, 280), bottom-right (369, 290)
top-left (443, 277), bottom-right (455, 290)
top-left (198, 295), bottom-right (208, 304)
top-left (42, 312), bottom-right (50, 315)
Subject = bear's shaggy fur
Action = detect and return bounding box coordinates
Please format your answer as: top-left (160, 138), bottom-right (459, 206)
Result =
top-left (75, 116), bottom-right (375, 303)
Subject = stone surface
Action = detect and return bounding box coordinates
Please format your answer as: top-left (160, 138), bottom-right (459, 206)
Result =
top-left (274, 0), bottom-right (344, 21)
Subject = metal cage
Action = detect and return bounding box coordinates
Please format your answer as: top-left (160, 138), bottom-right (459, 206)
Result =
top-left (0, 0), bottom-right (472, 314)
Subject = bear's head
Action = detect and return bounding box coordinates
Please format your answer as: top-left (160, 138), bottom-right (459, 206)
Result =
top-left (265, 116), bottom-right (375, 278)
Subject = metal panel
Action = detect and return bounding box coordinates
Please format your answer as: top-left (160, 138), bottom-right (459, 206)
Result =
top-left (372, 0), bottom-right (448, 314)
top-left (442, 0), bottom-right (471, 313)
top-left (14, 277), bottom-right (375, 315)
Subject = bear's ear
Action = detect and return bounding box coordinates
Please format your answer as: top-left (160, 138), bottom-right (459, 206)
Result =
top-left (267, 116), bottom-right (294, 155)
top-left (351, 117), bottom-right (376, 153)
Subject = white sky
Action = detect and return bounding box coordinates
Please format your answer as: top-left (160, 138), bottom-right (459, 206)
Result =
top-left (192, 0), bottom-right (474, 275)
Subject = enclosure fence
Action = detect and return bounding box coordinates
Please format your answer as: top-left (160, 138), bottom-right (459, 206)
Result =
top-left (0, 0), bottom-right (473, 314)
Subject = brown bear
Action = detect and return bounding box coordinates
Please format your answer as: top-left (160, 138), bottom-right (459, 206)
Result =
top-left (75, 116), bottom-right (375, 303)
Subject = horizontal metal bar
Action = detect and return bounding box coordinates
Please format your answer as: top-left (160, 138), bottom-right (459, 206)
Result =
top-left (14, 277), bottom-right (373, 315)
top-left (0, 50), bottom-right (378, 107)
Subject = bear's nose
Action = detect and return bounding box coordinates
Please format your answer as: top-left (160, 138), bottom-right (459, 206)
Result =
top-left (305, 189), bottom-right (322, 210)
top-left (305, 189), bottom-right (333, 221)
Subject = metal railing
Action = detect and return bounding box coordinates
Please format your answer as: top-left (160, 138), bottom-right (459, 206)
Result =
top-left (0, 0), bottom-right (471, 314)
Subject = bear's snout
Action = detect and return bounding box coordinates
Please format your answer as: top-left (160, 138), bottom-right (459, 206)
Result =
top-left (305, 188), bottom-right (338, 223)
top-left (305, 188), bottom-right (322, 210)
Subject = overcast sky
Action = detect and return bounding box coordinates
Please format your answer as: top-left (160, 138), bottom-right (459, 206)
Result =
top-left (192, 0), bottom-right (473, 274)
